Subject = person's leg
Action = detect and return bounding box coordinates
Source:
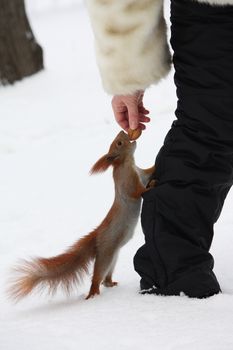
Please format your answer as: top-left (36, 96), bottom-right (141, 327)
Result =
top-left (134, 0), bottom-right (233, 297)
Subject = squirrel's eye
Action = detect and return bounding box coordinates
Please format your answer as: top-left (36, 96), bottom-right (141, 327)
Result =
top-left (117, 141), bottom-right (122, 146)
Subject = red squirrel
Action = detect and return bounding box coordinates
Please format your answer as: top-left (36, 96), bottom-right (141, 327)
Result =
top-left (8, 131), bottom-right (155, 300)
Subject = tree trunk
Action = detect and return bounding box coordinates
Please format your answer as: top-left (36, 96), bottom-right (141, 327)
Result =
top-left (0, 0), bottom-right (43, 85)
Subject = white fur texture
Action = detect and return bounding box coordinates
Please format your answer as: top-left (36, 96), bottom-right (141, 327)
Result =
top-left (86, 0), bottom-right (233, 95)
top-left (86, 0), bottom-right (171, 95)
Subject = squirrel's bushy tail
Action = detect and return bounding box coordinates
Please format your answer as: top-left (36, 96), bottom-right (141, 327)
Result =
top-left (8, 231), bottom-right (97, 301)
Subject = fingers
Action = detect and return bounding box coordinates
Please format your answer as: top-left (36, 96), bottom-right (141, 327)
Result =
top-left (127, 104), bottom-right (140, 130)
top-left (117, 117), bottom-right (129, 131)
top-left (111, 93), bottom-right (150, 132)
top-left (139, 115), bottom-right (150, 123)
top-left (114, 115), bottom-right (148, 132)
top-left (113, 109), bottom-right (129, 131)
top-left (128, 97), bottom-right (150, 129)
top-left (114, 112), bottom-right (150, 132)
top-left (139, 106), bottom-right (150, 115)
top-left (138, 123), bottom-right (146, 130)
top-left (138, 100), bottom-right (150, 115)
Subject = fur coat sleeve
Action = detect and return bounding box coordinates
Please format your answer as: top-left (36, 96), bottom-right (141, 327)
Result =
top-left (86, 0), bottom-right (171, 95)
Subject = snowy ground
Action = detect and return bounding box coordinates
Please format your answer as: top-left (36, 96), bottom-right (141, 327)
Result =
top-left (1, 1), bottom-right (233, 349)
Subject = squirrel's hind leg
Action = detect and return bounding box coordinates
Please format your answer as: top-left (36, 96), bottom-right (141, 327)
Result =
top-left (103, 252), bottom-right (119, 287)
top-left (103, 277), bottom-right (118, 288)
top-left (86, 251), bottom-right (117, 299)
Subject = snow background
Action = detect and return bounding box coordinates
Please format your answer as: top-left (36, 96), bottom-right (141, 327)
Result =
top-left (1, 0), bottom-right (233, 349)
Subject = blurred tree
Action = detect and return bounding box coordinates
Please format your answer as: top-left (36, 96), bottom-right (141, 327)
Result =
top-left (0, 0), bottom-right (43, 85)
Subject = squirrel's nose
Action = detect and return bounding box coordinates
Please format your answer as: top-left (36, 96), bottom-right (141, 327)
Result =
top-left (117, 130), bottom-right (128, 140)
top-left (119, 130), bottom-right (126, 137)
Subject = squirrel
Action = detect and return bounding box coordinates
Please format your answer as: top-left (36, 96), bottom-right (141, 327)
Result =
top-left (8, 131), bottom-right (155, 301)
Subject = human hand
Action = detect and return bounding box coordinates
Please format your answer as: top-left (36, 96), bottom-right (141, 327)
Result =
top-left (111, 90), bottom-right (150, 131)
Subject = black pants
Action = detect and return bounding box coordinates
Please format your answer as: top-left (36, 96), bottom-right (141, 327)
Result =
top-left (134, 0), bottom-right (233, 297)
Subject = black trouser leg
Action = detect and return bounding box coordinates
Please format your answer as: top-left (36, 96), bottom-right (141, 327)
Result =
top-left (134, 0), bottom-right (233, 297)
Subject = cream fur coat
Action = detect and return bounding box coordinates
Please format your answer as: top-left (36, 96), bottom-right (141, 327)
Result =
top-left (86, 0), bottom-right (233, 95)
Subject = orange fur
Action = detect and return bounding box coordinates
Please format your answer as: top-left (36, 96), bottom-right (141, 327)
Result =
top-left (8, 231), bottom-right (97, 301)
top-left (90, 154), bottom-right (111, 174)
top-left (8, 131), bottom-right (156, 301)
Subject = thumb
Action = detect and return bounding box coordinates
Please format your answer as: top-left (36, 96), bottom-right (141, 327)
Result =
top-left (128, 105), bottom-right (139, 130)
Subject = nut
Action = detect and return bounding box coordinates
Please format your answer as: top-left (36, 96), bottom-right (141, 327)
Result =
top-left (128, 128), bottom-right (142, 141)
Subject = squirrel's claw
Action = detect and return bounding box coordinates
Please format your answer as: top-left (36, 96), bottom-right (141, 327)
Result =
top-left (102, 280), bottom-right (118, 288)
top-left (85, 287), bottom-right (100, 300)
top-left (146, 179), bottom-right (157, 189)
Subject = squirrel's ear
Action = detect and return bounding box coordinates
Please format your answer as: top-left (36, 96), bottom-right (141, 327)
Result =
top-left (90, 154), bottom-right (112, 175)
top-left (90, 153), bottom-right (119, 175)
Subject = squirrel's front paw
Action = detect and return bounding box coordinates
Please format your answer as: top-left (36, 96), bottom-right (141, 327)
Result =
top-left (146, 179), bottom-right (157, 190)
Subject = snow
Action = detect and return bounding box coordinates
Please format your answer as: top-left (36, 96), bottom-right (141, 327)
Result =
top-left (1, 1), bottom-right (233, 349)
